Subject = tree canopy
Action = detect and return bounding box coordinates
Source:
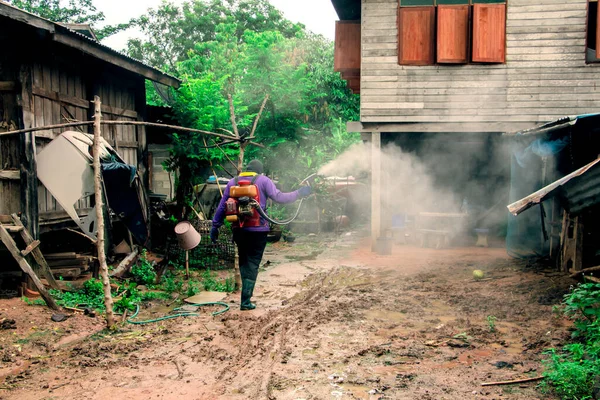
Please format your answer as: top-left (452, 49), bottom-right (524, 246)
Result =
top-left (6, 0), bottom-right (132, 39)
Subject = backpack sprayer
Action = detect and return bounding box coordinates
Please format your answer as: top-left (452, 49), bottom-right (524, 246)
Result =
top-left (225, 173), bottom-right (319, 227)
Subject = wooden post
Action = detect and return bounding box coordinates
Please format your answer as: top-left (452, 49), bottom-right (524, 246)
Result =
top-left (185, 249), bottom-right (190, 280)
top-left (92, 96), bottom-right (116, 329)
top-left (19, 66), bottom-right (38, 240)
top-left (560, 212), bottom-right (584, 273)
top-left (371, 132), bottom-right (381, 252)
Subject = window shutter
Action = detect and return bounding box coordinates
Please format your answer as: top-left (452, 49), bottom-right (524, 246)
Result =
top-left (398, 6), bottom-right (435, 65)
top-left (472, 3), bottom-right (506, 63)
top-left (437, 5), bottom-right (469, 63)
top-left (334, 21), bottom-right (361, 72)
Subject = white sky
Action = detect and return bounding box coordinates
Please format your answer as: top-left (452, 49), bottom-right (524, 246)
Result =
top-left (98, 0), bottom-right (339, 51)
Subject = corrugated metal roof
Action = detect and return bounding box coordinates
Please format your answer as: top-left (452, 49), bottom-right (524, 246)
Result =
top-left (504, 113), bottom-right (600, 137)
top-left (507, 157), bottom-right (600, 216)
top-left (0, 2), bottom-right (180, 87)
top-left (330, 0), bottom-right (361, 20)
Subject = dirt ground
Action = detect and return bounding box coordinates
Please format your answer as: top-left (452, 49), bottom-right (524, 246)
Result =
top-left (0, 232), bottom-right (575, 399)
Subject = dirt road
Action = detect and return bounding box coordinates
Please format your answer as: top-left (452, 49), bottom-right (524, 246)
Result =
top-left (0, 233), bottom-right (571, 399)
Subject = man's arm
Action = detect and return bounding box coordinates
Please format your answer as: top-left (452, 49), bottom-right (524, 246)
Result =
top-left (263, 176), bottom-right (300, 204)
top-left (212, 181), bottom-right (233, 228)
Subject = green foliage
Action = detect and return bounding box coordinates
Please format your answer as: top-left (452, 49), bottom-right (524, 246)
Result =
top-left (113, 282), bottom-right (170, 313)
top-left (160, 271), bottom-right (184, 294)
top-left (128, 0), bottom-right (360, 195)
top-left (6, 0), bottom-right (132, 39)
top-left (130, 250), bottom-right (157, 285)
top-left (486, 315), bottom-right (497, 332)
top-left (186, 281), bottom-right (200, 297)
top-left (48, 278), bottom-right (106, 310)
top-left (126, 0), bottom-right (304, 71)
top-left (200, 269), bottom-right (235, 292)
top-left (564, 282), bottom-right (600, 335)
top-left (543, 283), bottom-right (600, 399)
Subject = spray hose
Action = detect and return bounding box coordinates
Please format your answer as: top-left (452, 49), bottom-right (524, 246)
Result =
top-left (126, 302), bottom-right (230, 325)
top-left (250, 172), bottom-right (320, 226)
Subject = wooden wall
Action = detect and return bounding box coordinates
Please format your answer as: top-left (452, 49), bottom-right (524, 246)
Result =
top-left (0, 47), bottom-right (21, 215)
top-left (27, 58), bottom-right (144, 218)
top-left (0, 33), bottom-right (147, 223)
top-left (361, 0), bottom-right (600, 128)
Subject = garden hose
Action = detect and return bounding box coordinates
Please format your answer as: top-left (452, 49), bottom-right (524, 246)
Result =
top-left (126, 302), bottom-right (230, 325)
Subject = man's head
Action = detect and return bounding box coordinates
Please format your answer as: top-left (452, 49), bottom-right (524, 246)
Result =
top-left (245, 159), bottom-right (264, 175)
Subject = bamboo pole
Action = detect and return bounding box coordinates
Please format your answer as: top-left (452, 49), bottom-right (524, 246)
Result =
top-left (481, 376), bottom-right (544, 387)
top-left (92, 96), bottom-right (116, 329)
top-left (0, 121), bottom-right (92, 136)
top-left (0, 121), bottom-right (263, 148)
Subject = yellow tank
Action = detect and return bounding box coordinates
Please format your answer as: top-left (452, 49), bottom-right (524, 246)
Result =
top-left (230, 184), bottom-right (258, 198)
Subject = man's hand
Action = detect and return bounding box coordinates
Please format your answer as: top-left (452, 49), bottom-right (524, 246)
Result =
top-left (210, 226), bottom-right (219, 243)
top-left (297, 185), bottom-right (311, 198)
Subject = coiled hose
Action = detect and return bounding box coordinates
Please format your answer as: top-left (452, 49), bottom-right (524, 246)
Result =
top-left (126, 302), bottom-right (230, 325)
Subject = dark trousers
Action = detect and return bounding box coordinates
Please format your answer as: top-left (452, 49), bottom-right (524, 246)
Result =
top-left (232, 229), bottom-right (268, 282)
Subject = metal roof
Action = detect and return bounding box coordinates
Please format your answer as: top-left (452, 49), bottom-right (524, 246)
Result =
top-left (504, 113), bottom-right (600, 137)
top-left (330, 0), bottom-right (361, 20)
top-left (507, 157), bottom-right (600, 216)
top-left (0, 2), bottom-right (180, 88)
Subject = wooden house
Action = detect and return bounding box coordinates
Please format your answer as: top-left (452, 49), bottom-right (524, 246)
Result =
top-left (330, 0), bottom-right (600, 246)
top-left (0, 3), bottom-right (180, 240)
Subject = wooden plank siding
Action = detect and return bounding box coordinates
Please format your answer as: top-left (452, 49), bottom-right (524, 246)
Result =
top-left (24, 58), bottom-right (143, 215)
top-left (360, 0), bottom-right (600, 128)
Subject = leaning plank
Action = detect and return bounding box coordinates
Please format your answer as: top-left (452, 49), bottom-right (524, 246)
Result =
top-left (109, 247), bottom-right (139, 277)
top-left (0, 225), bottom-right (60, 310)
top-left (570, 265), bottom-right (600, 279)
top-left (11, 214), bottom-right (59, 289)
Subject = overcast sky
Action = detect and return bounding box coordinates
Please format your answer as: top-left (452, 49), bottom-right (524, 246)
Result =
top-left (98, 0), bottom-right (339, 51)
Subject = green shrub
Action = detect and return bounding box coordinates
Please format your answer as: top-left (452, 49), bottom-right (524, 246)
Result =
top-left (46, 278), bottom-right (106, 310)
top-left (200, 269), bottom-right (235, 292)
top-left (543, 283), bottom-right (600, 399)
top-left (130, 250), bottom-right (157, 285)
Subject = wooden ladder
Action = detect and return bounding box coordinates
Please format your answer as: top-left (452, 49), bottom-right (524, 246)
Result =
top-left (0, 214), bottom-right (60, 310)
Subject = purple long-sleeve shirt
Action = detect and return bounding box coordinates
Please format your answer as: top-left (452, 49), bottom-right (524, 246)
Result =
top-left (212, 174), bottom-right (300, 232)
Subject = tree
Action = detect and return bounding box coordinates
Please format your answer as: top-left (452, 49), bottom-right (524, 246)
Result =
top-left (165, 23), bottom-right (359, 189)
top-left (128, 0), bottom-right (360, 206)
top-left (6, 0), bottom-right (132, 40)
top-left (126, 0), bottom-right (304, 72)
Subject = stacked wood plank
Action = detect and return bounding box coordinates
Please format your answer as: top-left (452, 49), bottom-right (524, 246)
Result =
top-left (44, 252), bottom-right (94, 280)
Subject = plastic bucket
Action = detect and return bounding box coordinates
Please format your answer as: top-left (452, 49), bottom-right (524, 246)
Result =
top-left (174, 221), bottom-right (201, 250)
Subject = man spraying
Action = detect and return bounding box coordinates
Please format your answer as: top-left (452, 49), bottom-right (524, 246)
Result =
top-left (210, 160), bottom-right (311, 310)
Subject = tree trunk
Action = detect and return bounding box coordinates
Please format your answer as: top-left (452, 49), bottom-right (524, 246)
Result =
top-left (92, 96), bottom-right (116, 329)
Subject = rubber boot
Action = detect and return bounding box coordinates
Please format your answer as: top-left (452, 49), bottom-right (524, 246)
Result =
top-left (240, 279), bottom-right (256, 310)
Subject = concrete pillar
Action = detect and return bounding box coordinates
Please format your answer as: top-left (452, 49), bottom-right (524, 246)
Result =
top-left (371, 131), bottom-right (381, 251)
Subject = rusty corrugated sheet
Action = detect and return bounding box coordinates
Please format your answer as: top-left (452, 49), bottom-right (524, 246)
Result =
top-left (507, 157), bottom-right (600, 216)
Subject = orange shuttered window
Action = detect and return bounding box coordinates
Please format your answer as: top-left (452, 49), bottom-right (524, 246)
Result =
top-left (334, 21), bottom-right (361, 72)
top-left (398, 6), bottom-right (435, 65)
top-left (472, 3), bottom-right (506, 63)
top-left (437, 5), bottom-right (469, 63)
